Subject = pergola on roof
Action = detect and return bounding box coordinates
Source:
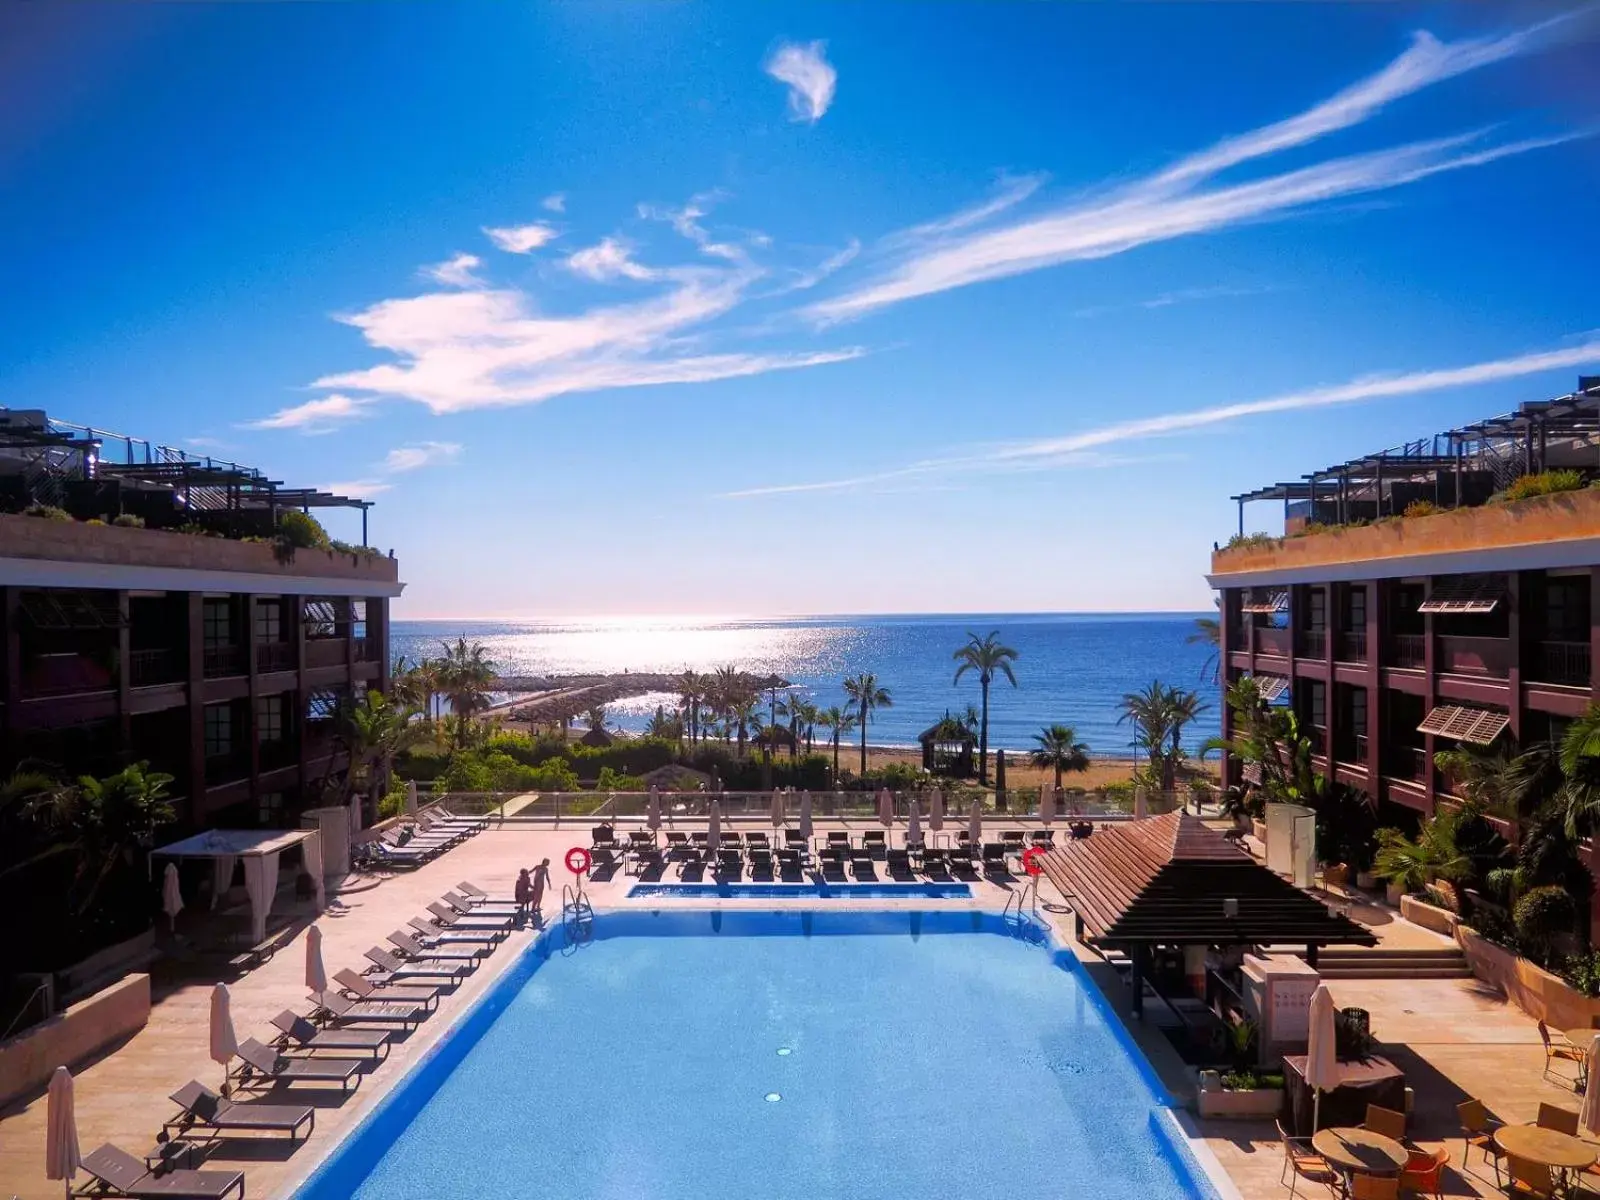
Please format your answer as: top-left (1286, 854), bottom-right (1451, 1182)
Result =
top-left (1040, 811), bottom-right (1375, 948)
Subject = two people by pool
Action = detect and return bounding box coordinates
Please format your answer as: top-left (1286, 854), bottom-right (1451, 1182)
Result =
top-left (516, 859), bottom-right (551, 926)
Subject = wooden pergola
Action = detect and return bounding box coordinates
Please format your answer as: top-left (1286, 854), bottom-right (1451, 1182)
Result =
top-left (1041, 811), bottom-right (1374, 1015)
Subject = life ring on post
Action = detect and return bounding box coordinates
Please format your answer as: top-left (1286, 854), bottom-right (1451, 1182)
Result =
top-left (565, 847), bottom-right (593, 876)
top-left (1021, 847), bottom-right (1046, 877)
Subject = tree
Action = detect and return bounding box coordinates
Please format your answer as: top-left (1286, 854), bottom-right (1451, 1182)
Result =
top-left (842, 674), bottom-right (892, 779)
top-left (1555, 705), bottom-right (1600, 838)
top-left (645, 705), bottom-right (682, 741)
top-left (1030, 724), bottom-right (1091, 789)
top-left (337, 689), bottom-right (421, 807)
top-left (952, 631), bottom-right (1019, 785)
top-left (1119, 680), bottom-right (1176, 788)
top-left (1165, 686), bottom-right (1208, 787)
top-left (675, 669), bottom-right (707, 746)
top-left (1189, 600), bottom-right (1222, 684)
top-left (731, 697), bottom-right (759, 758)
top-left (817, 706), bottom-right (856, 787)
top-left (437, 638), bottom-right (497, 749)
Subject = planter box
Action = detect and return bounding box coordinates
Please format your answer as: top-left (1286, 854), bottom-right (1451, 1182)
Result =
top-left (0, 973), bottom-right (150, 1107)
top-left (1197, 1078), bottom-right (1285, 1118)
top-left (1252, 819), bottom-right (1268, 844)
top-left (56, 928), bottom-right (156, 1005)
top-left (1458, 925), bottom-right (1600, 1029)
top-left (1400, 894), bottom-right (1459, 937)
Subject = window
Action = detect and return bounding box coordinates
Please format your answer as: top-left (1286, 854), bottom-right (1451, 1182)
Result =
top-left (1348, 686), bottom-right (1367, 735)
top-left (1547, 579), bottom-right (1588, 640)
top-left (1346, 587), bottom-right (1367, 632)
top-left (254, 598), bottom-right (282, 644)
top-left (351, 599), bottom-right (367, 640)
top-left (1306, 680), bottom-right (1326, 728)
top-left (258, 791), bottom-right (285, 827)
top-left (1307, 589), bottom-right (1327, 632)
top-left (204, 703), bottom-right (233, 757)
top-left (202, 599), bottom-right (232, 649)
top-left (257, 694), bottom-right (285, 744)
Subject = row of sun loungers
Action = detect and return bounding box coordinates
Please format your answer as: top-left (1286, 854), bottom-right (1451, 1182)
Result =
top-left (359, 806), bottom-right (489, 869)
top-left (75, 882), bottom-right (515, 1199)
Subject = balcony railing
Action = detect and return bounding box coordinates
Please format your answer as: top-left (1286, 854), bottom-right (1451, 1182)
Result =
top-left (305, 640), bottom-right (347, 670)
top-left (1438, 634), bottom-right (1510, 678)
top-left (1389, 633), bottom-right (1425, 669)
top-left (203, 644), bottom-right (246, 678)
top-left (204, 751), bottom-right (251, 785)
top-left (353, 637), bottom-right (374, 663)
top-left (1534, 640), bottom-right (1592, 687)
top-left (128, 648), bottom-right (179, 688)
top-left (1299, 629), bottom-right (1327, 659)
top-left (1382, 745), bottom-right (1427, 781)
top-left (1255, 628), bottom-right (1291, 658)
top-left (1336, 631), bottom-right (1368, 663)
top-left (259, 739), bottom-right (296, 771)
top-left (1335, 733), bottom-right (1369, 765)
top-left (256, 641), bottom-right (294, 673)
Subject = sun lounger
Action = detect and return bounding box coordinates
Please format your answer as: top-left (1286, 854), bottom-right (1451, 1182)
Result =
top-left (270, 1010), bottom-right (390, 1060)
top-left (432, 804), bottom-right (489, 830)
top-left (664, 832), bottom-right (690, 857)
top-left (387, 929), bottom-right (483, 962)
top-left (314, 989), bottom-right (427, 1029)
top-left (78, 1143), bottom-right (245, 1200)
top-left (629, 846), bottom-right (666, 876)
top-left (165, 1081), bottom-right (314, 1141)
top-left (826, 831), bottom-right (850, 848)
top-left (334, 967), bottom-right (439, 1009)
top-left (776, 848), bottom-right (805, 880)
top-left (863, 830), bottom-right (887, 856)
top-left (715, 848), bottom-right (743, 879)
top-left (819, 846), bottom-right (848, 882)
top-left (455, 881), bottom-right (512, 905)
top-left (591, 824), bottom-right (621, 852)
top-left (746, 832), bottom-right (770, 849)
top-left (429, 899), bottom-right (513, 931)
top-left (982, 843), bottom-right (1009, 874)
top-left (362, 841), bottom-right (428, 870)
top-left (363, 945), bottom-right (469, 984)
top-left (922, 848), bottom-right (952, 880)
top-left (886, 849), bottom-right (913, 880)
top-left (588, 847), bottom-right (622, 876)
top-left (380, 827), bottom-right (451, 851)
top-left (627, 830), bottom-right (657, 849)
top-left (407, 916), bottom-right (499, 949)
top-left (721, 831), bottom-right (743, 847)
top-left (233, 1037), bottom-right (362, 1091)
top-left (785, 830), bottom-right (809, 849)
top-left (439, 891), bottom-right (518, 919)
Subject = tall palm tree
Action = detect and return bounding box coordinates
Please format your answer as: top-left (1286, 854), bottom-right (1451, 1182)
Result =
top-left (1189, 612), bottom-right (1221, 684)
top-left (952, 631), bottom-right (1019, 785)
top-left (675, 669), bottom-right (706, 746)
top-left (842, 673), bottom-right (892, 779)
top-left (731, 697), bottom-right (759, 758)
top-left (1118, 680), bottom-right (1176, 789)
top-left (338, 689), bottom-right (421, 807)
top-left (817, 706), bottom-right (856, 787)
top-left (1165, 686), bottom-right (1208, 781)
top-left (437, 637), bottom-right (497, 749)
top-left (1030, 724), bottom-right (1091, 789)
top-left (1556, 705), bottom-right (1600, 837)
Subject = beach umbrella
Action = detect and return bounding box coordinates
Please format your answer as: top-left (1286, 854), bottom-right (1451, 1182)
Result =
top-left (707, 799), bottom-right (722, 856)
top-left (1039, 785), bottom-right (1054, 825)
top-left (877, 787), bottom-right (893, 827)
top-left (1583, 1036), bottom-right (1600, 1136)
top-left (647, 787), bottom-right (662, 831)
top-left (799, 790), bottom-right (814, 841)
top-left (907, 794), bottom-right (921, 846)
top-left (162, 863), bottom-right (183, 933)
top-left (305, 923), bottom-right (328, 997)
top-left (1305, 984), bottom-right (1338, 1132)
top-left (771, 789), bottom-right (786, 828)
top-left (209, 983), bottom-right (238, 1089)
top-left (405, 779), bottom-right (418, 817)
top-left (969, 797), bottom-right (983, 846)
top-left (928, 788), bottom-right (944, 832)
top-left (45, 1066), bottom-right (79, 1200)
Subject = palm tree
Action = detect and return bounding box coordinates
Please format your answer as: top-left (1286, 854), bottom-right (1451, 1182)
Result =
top-left (731, 697), bottom-right (759, 758)
top-left (842, 673), bottom-right (892, 779)
top-left (817, 706), bottom-right (856, 786)
top-left (437, 637), bottom-right (497, 749)
top-left (645, 705), bottom-right (681, 741)
top-left (952, 632), bottom-right (1019, 785)
top-left (583, 705), bottom-right (609, 736)
top-left (1165, 686), bottom-right (1208, 786)
top-left (1189, 611), bottom-right (1221, 684)
top-left (338, 689), bottom-right (421, 808)
top-left (1555, 705), bottom-right (1600, 837)
top-left (1119, 680), bottom-right (1176, 789)
top-left (1030, 724), bottom-right (1091, 790)
top-left (675, 669), bottom-right (706, 746)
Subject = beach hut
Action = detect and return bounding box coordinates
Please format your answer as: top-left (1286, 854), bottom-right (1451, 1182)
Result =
top-left (917, 713), bottom-right (976, 777)
top-left (580, 725), bottom-right (615, 748)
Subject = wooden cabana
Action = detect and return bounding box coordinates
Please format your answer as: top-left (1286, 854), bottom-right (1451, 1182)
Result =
top-left (1041, 810), bottom-right (1374, 1016)
top-left (918, 714), bottom-right (975, 777)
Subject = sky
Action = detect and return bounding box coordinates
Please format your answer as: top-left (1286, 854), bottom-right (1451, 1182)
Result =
top-left (2, 3), bottom-right (1598, 619)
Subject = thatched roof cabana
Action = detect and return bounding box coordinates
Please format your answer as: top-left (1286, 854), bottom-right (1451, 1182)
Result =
top-left (579, 725), bottom-right (614, 747)
top-left (918, 713), bottom-right (975, 777)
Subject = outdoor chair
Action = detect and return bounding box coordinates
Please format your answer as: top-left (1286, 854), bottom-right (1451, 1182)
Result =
top-left (314, 989), bottom-right (427, 1030)
top-left (981, 843), bottom-right (1009, 876)
top-left (456, 881), bottom-right (513, 906)
top-left (165, 1082), bottom-right (314, 1141)
top-left (1348, 1175), bottom-right (1398, 1200)
top-left (1538, 1021), bottom-right (1585, 1084)
top-left (408, 916), bottom-right (498, 950)
top-left (1276, 1119), bottom-right (1337, 1200)
top-left (886, 850), bottom-right (913, 880)
top-left (1456, 1098), bottom-right (1504, 1184)
top-left (748, 847), bottom-right (774, 879)
top-left (78, 1143), bottom-right (245, 1200)
top-left (591, 825), bottom-right (620, 852)
top-left (1505, 1156), bottom-right (1558, 1200)
top-left (269, 1011), bottom-right (390, 1060)
top-left (1535, 1102), bottom-right (1578, 1136)
top-left (1399, 1148), bottom-right (1449, 1199)
top-left (387, 930), bottom-right (482, 963)
top-left (362, 945), bottom-right (468, 985)
top-left (1363, 1104), bottom-right (1406, 1141)
top-left (334, 967), bottom-right (438, 1010)
top-left (232, 1037), bottom-right (362, 1092)
top-left (441, 889), bottom-right (519, 917)
top-left (747, 832), bottom-right (770, 849)
top-left (863, 830), bottom-right (888, 857)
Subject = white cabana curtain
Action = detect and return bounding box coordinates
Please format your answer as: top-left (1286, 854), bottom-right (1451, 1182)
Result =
top-left (210, 856), bottom-right (236, 910)
top-left (302, 832), bottom-right (326, 911)
top-left (242, 851), bottom-right (281, 945)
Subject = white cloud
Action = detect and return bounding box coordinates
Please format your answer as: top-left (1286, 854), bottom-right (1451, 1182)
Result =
top-left (382, 441), bottom-right (463, 472)
top-left (483, 223), bottom-right (558, 254)
top-left (565, 237), bottom-right (659, 282)
top-left (1073, 284), bottom-right (1277, 319)
top-left (808, 18), bottom-right (1585, 322)
top-left (420, 252), bottom-right (483, 289)
top-left (245, 393), bottom-right (376, 434)
top-left (542, 193), bottom-right (566, 213)
top-left (318, 479), bottom-right (392, 499)
top-left (723, 337), bottom-right (1600, 498)
top-left (765, 41), bottom-right (836, 123)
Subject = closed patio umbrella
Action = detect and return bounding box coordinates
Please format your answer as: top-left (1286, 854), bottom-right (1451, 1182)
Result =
top-left (162, 863), bottom-right (183, 933)
top-left (45, 1065), bottom-right (79, 1200)
top-left (907, 794), bottom-right (921, 846)
top-left (969, 797), bottom-right (983, 846)
top-left (798, 790), bottom-right (814, 841)
top-left (707, 799), bottom-right (722, 856)
top-left (305, 923), bottom-right (327, 996)
top-left (1039, 785), bottom-right (1054, 825)
top-left (877, 787), bottom-right (893, 827)
top-left (928, 788), bottom-right (944, 833)
top-left (1582, 1036), bottom-right (1600, 1136)
top-left (1305, 984), bottom-right (1338, 1132)
top-left (405, 780), bottom-right (418, 817)
top-left (209, 983), bottom-right (238, 1089)
top-left (647, 787), bottom-right (662, 831)
top-left (771, 789), bottom-right (786, 828)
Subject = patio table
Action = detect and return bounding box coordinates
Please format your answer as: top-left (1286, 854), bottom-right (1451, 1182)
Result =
top-left (1495, 1124), bottom-right (1598, 1172)
top-left (1311, 1128), bottom-right (1407, 1176)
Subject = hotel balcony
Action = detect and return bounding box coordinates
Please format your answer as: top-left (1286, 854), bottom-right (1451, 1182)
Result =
top-left (304, 639), bottom-right (347, 670)
top-left (1389, 634), bottom-right (1426, 669)
top-left (203, 644), bottom-right (246, 678)
top-left (1298, 629), bottom-right (1326, 658)
top-left (1534, 640), bottom-right (1592, 687)
top-left (1437, 635), bottom-right (1509, 678)
top-left (1255, 628), bottom-right (1291, 658)
top-left (353, 636), bottom-right (375, 662)
top-left (1382, 745), bottom-right (1427, 781)
top-left (1334, 733), bottom-right (1368, 765)
top-left (128, 647), bottom-right (181, 688)
top-left (256, 641), bottom-right (295, 673)
top-left (204, 750), bottom-right (252, 786)
top-left (1336, 631), bottom-right (1367, 663)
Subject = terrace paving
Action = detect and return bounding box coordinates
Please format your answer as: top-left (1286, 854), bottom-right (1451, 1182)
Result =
top-left (0, 817), bottom-right (1587, 1199)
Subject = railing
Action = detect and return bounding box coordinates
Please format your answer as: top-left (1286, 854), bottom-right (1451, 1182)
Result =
top-left (353, 637), bottom-right (374, 663)
top-left (202, 644), bottom-right (245, 678)
top-left (256, 642), bottom-right (294, 673)
top-left (259, 740), bottom-right (296, 771)
top-left (1255, 628), bottom-right (1291, 658)
top-left (1438, 635), bottom-right (1510, 678)
top-left (128, 647), bottom-right (178, 687)
top-left (1336, 631), bottom-right (1367, 663)
top-left (1382, 745), bottom-right (1427, 781)
top-left (1334, 734), bottom-right (1368, 765)
top-left (204, 752), bottom-right (251, 785)
top-left (1535, 640), bottom-right (1592, 687)
top-left (304, 640), bottom-right (346, 670)
top-left (1389, 633), bottom-right (1426, 669)
top-left (1299, 629), bottom-right (1327, 659)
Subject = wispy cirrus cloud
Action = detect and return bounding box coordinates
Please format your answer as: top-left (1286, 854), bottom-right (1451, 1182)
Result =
top-left (541, 193), bottom-right (566, 213)
top-left (245, 393), bottom-right (377, 434)
top-left (1073, 284), bottom-right (1279, 319)
top-left (765, 41), bottom-right (836, 123)
top-left (420, 252), bottom-right (483, 288)
top-left (383, 441), bottom-right (462, 472)
top-left (807, 17), bottom-right (1590, 323)
top-left (722, 337), bottom-right (1600, 498)
top-left (483, 222), bottom-right (558, 254)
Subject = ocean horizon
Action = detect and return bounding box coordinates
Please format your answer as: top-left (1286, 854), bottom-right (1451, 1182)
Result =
top-left (390, 612), bottom-right (1221, 756)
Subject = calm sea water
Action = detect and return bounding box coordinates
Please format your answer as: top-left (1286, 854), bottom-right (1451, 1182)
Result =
top-left (391, 613), bottom-right (1218, 754)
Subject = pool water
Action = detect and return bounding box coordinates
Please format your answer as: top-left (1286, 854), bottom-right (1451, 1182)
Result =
top-left (297, 911), bottom-right (1216, 1200)
top-left (626, 881), bottom-right (973, 900)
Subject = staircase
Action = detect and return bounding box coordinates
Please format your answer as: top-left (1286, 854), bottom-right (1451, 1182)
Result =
top-left (1313, 946), bottom-right (1472, 981)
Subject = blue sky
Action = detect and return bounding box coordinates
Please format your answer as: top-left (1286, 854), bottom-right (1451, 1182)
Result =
top-left (2, 3), bottom-right (1597, 618)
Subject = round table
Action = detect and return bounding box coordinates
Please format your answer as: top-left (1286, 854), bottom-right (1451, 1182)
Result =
top-left (1312, 1128), bottom-right (1409, 1175)
top-left (1495, 1124), bottom-right (1598, 1171)
top-left (1564, 1029), bottom-right (1600, 1049)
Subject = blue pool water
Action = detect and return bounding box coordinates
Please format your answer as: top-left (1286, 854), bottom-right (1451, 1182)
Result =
top-left (296, 911), bottom-right (1217, 1200)
top-left (626, 881), bottom-right (972, 900)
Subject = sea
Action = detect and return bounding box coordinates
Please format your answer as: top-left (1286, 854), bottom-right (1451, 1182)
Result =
top-left (390, 613), bottom-right (1220, 756)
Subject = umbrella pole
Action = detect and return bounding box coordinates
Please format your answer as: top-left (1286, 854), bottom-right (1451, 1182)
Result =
top-left (1312, 1089), bottom-right (1321, 1134)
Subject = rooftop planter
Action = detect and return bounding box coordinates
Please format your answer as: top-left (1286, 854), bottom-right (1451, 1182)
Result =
top-left (1211, 486), bottom-right (1600, 577)
top-left (0, 511), bottom-right (399, 584)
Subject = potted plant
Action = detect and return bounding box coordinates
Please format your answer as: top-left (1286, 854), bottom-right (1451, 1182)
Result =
top-left (1372, 814), bottom-right (1465, 908)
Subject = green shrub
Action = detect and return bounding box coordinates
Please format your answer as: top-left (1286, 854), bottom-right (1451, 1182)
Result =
top-left (23, 503), bottom-right (72, 522)
top-left (596, 766), bottom-right (647, 791)
top-left (377, 778), bottom-right (408, 820)
top-left (85, 517), bottom-right (106, 526)
top-left (1503, 469), bottom-right (1584, 504)
top-left (1223, 532), bottom-right (1277, 551)
top-left (1514, 884), bottom-right (1577, 952)
top-left (278, 509), bottom-right (330, 550)
top-left (330, 539), bottom-right (382, 559)
top-left (1563, 950), bottom-right (1600, 998)
top-left (1403, 500), bottom-right (1440, 518)
top-left (112, 513), bottom-right (145, 529)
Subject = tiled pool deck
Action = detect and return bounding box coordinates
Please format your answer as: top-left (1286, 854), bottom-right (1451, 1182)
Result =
top-left (0, 821), bottom-right (1583, 1199)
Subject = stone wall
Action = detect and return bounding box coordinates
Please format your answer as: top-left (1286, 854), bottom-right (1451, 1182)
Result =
top-left (0, 973), bottom-right (151, 1106)
top-left (1457, 926), bottom-right (1600, 1029)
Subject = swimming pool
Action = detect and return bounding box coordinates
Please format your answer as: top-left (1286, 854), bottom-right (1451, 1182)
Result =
top-left (295, 911), bottom-right (1219, 1200)
top-left (626, 881), bottom-right (973, 900)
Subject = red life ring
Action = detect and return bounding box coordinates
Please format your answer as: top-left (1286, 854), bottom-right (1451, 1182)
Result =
top-left (1022, 847), bottom-right (1046, 877)
top-left (565, 847), bottom-right (592, 876)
